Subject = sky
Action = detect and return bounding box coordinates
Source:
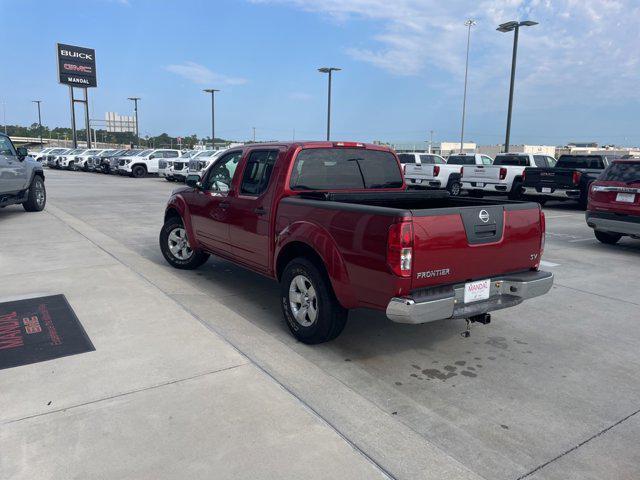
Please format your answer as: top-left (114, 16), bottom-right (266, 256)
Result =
top-left (1, 0), bottom-right (639, 146)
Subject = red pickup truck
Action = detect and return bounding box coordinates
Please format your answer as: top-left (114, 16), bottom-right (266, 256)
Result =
top-left (586, 158), bottom-right (640, 244)
top-left (160, 142), bottom-right (553, 344)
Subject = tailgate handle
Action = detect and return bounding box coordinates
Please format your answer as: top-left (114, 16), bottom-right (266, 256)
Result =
top-left (474, 224), bottom-right (497, 237)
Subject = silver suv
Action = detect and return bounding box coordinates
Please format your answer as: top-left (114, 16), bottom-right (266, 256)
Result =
top-left (0, 133), bottom-right (46, 212)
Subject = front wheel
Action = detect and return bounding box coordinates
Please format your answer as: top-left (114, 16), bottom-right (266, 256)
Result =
top-left (594, 230), bottom-right (622, 245)
top-left (132, 165), bottom-right (147, 178)
top-left (22, 176), bottom-right (46, 212)
top-left (280, 258), bottom-right (347, 344)
top-left (159, 218), bottom-right (209, 269)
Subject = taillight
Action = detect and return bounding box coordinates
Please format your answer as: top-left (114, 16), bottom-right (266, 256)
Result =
top-left (433, 165), bottom-right (440, 177)
top-left (572, 171), bottom-right (582, 185)
top-left (387, 221), bottom-right (413, 277)
top-left (499, 167), bottom-right (507, 180)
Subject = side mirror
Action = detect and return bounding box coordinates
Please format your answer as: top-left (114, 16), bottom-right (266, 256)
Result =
top-left (16, 147), bottom-right (28, 161)
top-left (186, 174), bottom-right (201, 188)
top-left (149, 154), bottom-right (156, 159)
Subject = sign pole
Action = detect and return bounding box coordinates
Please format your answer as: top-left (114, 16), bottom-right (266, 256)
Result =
top-left (83, 88), bottom-right (91, 148)
top-left (69, 86), bottom-right (78, 148)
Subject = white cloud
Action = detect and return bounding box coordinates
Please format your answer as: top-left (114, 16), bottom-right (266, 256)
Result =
top-left (251, 0), bottom-right (640, 105)
top-left (165, 61), bottom-right (247, 86)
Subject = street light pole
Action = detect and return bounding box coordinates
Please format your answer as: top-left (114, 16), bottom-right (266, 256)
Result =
top-left (32, 100), bottom-right (43, 146)
top-left (203, 89), bottom-right (220, 148)
top-left (128, 97), bottom-right (141, 146)
top-left (460, 19), bottom-right (476, 153)
top-left (318, 67), bottom-right (341, 141)
top-left (1, 101), bottom-right (6, 134)
top-left (497, 20), bottom-right (538, 153)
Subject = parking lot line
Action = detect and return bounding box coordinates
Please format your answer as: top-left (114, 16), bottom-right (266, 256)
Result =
top-left (540, 260), bottom-right (560, 267)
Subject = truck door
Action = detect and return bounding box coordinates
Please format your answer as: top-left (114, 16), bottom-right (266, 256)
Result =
top-left (0, 136), bottom-right (28, 193)
top-left (188, 150), bottom-right (243, 254)
top-left (227, 148), bottom-right (281, 271)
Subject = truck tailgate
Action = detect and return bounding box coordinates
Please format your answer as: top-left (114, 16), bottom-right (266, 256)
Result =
top-left (523, 168), bottom-right (575, 189)
top-left (410, 203), bottom-right (542, 290)
top-left (462, 165), bottom-right (501, 185)
top-left (405, 163), bottom-right (436, 180)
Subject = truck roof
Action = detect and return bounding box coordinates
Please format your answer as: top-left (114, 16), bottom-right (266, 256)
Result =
top-left (228, 141), bottom-right (394, 153)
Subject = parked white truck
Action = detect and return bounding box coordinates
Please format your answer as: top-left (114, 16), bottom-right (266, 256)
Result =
top-left (401, 152), bottom-right (464, 195)
top-left (117, 148), bottom-right (181, 178)
top-left (461, 152), bottom-right (557, 199)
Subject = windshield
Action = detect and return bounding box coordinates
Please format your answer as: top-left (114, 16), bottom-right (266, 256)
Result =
top-left (69, 149), bottom-right (85, 154)
top-left (195, 150), bottom-right (216, 158)
top-left (447, 155), bottom-right (476, 165)
top-left (49, 148), bottom-right (66, 154)
top-left (599, 162), bottom-right (640, 182)
top-left (557, 155), bottom-right (605, 169)
top-left (122, 149), bottom-right (143, 156)
top-left (494, 155), bottom-right (528, 166)
top-left (138, 149), bottom-right (153, 157)
top-left (290, 148), bottom-right (403, 190)
top-left (84, 150), bottom-right (100, 156)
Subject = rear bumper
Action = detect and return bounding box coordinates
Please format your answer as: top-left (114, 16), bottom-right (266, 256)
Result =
top-left (586, 211), bottom-right (640, 236)
top-left (462, 182), bottom-right (509, 193)
top-left (523, 187), bottom-right (580, 199)
top-left (406, 178), bottom-right (442, 188)
top-left (386, 270), bottom-right (553, 324)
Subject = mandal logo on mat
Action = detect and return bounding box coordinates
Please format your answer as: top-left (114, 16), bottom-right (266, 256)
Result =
top-left (0, 295), bottom-right (94, 370)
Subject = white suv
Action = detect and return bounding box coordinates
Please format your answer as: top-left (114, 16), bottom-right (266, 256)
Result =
top-left (117, 149), bottom-right (182, 178)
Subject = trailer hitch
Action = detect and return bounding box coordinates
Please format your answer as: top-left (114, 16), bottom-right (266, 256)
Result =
top-left (460, 313), bottom-right (492, 338)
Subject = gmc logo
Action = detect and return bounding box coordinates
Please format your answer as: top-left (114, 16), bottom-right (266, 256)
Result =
top-left (541, 172), bottom-right (555, 176)
top-left (61, 49), bottom-right (93, 60)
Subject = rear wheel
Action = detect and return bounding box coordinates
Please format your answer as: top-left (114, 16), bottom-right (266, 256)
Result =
top-left (132, 165), bottom-right (147, 178)
top-left (508, 180), bottom-right (523, 200)
top-left (280, 258), bottom-right (347, 344)
top-left (22, 176), bottom-right (46, 212)
top-left (447, 181), bottom-right (461, 196)
top-left (594, 230), bottom-right (622, 245)
top-left (159, 218), bottom-right (209, 269)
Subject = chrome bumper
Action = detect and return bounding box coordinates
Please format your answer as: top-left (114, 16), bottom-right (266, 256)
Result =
top-left (386, 270), bottom-right (554, 324)
top-left (523, 187), bottom-right (580, 199)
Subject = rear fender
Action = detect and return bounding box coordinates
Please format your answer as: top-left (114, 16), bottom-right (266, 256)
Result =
top-left (275, 221), bottom-right (357, 308)
top-left (164, 195), bottom-right (201, 250)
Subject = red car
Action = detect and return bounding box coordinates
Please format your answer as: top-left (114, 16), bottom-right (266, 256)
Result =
top-left (587, 158), bottom-right (640, 244)
top-left (159, 142), bottom-right (553, 344)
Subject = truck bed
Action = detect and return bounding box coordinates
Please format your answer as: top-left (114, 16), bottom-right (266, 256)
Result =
top-left (279, 191), bottom-right (544, 308)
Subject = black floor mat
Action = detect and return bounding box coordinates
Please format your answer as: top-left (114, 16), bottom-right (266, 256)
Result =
top-left (0, 295), bottom-right (94, 370)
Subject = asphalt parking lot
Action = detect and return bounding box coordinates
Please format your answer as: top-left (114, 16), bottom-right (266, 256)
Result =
top-left (2, 170), bottom-right (639, 480)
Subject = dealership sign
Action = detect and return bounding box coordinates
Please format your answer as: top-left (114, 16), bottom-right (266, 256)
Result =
top-left (57, 43), bottom-right (97, 87)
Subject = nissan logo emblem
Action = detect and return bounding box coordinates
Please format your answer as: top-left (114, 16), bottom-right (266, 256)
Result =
top-left (479, 210), bottom-right (490, 223)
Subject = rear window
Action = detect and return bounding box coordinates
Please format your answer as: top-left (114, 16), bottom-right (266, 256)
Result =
top-left (419, 155), bottom-right (445, 164)
top-left (599, 162), bottom-right (640, 182)
top-left (290, 148), bottom-right (403, 190)
top-left (397, 154), bottom-right (415, 164)
top-left (447, 155), bottom-right (476, 165)
top-left (557, 155), bottom-right (605, 169)
top-left (494, 155), bottom-right (527, 166)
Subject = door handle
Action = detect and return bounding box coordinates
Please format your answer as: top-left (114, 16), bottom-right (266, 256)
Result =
top-left (253, 207), bottom-right (266, 216)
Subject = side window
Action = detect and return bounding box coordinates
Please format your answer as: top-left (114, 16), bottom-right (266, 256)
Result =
top-left (547, 157), bottom-right (557, 168)
top-left (205, 151), bottom-right (243, 192)
top-left (533, 155), bottom-right (547, 167)
top-left (0, 136), bottom-right (17, 156)
top-left (240, 150), bottom-right (279, 196)
top-left (165, 151), bottom-right (179, 158)
top-left (482, 156), bottom-right (493, 165)
top-left (151, 151), bottom-right (162, 158)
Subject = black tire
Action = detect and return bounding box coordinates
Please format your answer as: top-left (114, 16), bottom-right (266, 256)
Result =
top-left (22, 175), bottom-right (46, 212)
top-left (447, 181), bottom-right (462, 196)
top-left (280, 257), bottom-right (348, 344)
top-left (508, 180), bottom-right (523, 200)
top-left (132, 165), bottom-right (147, 178)
top-left (594, 230), bottom-right (622, 245)
top-left (159, 218), bottom-right (209, 269)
